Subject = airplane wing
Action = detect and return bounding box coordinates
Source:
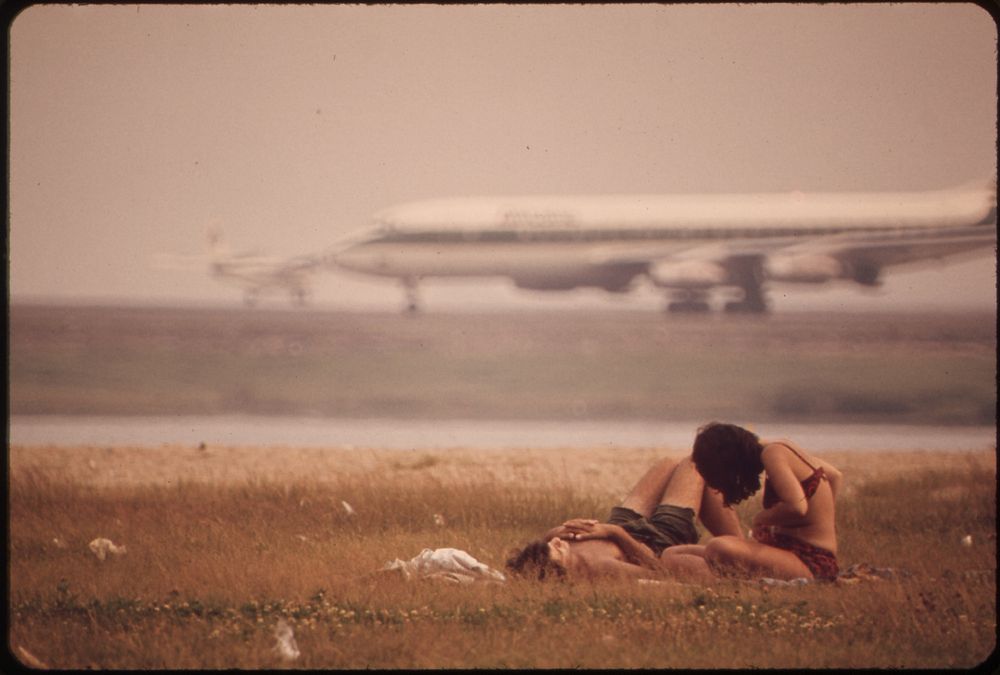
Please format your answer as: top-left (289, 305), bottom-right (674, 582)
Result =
top-left (589, 177), bottom-right (996, 269)
top-left (585, 202), bottom-right (995, 311)
top-left (774, 222), bottom-right (997, 268)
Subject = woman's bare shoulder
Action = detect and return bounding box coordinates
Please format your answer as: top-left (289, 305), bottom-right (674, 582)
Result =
top-left (759, 439), bottom-right (795, 457)
top-left (763, 439), bottom-right (840, 474)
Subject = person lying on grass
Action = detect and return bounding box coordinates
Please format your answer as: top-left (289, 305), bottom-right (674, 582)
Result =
top-left (664, 421), bottom-right (843, 581)
top-left (505, 455), bottom-right (743, 581)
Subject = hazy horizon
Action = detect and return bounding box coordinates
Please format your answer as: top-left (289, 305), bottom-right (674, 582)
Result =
top-left (8, 3), bottom-right (997, 313)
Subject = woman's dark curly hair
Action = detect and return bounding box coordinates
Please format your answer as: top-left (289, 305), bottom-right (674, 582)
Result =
top-left (691, 422), bottom-right (764, 506)
top-left (505, 540), bottom-right (566, 581)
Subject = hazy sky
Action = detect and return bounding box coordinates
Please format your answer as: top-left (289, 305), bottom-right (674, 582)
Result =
top-left (8, 3), bottom-right (997, 312)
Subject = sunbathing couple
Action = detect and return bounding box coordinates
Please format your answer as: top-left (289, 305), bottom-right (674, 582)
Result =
top-left (506, 422), bottom-right (842, 582)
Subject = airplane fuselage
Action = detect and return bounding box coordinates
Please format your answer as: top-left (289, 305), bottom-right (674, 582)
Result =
top-left (331, 187), bottom-right (996, 294)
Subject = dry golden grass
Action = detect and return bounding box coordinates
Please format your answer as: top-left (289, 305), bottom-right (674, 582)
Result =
top-left (8, 444), bottom-right (997, 669)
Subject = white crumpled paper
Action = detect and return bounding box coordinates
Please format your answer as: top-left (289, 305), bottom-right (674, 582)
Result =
top-left (273, 618), bottom-right (300, 662)
top-left (88, 538), bottom-right (127, 561)
top-left (382, 548), bottom-right (506, 584)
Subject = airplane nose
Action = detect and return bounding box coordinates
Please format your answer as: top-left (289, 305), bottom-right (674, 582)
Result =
top-left (331, 244), bottom-right (381, 273)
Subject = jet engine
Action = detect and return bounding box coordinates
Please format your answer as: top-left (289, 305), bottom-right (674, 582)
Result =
top-left (648, 260), bottom-right (728, 289)
top-left (764, 254), bottom-right (843, 283)
top-left (512, 277), bottom-right (580, 291)
top-left (512, 266), bottom-right (640, 292)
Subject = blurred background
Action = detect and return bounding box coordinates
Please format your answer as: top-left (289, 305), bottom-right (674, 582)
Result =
top-left (8, 3), bottom-right (996, 312)
top-left (7, 4), bottom-right (996, 448)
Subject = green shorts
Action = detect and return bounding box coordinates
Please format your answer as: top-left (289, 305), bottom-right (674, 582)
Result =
top-left (607, 504), bottom-right (698, 556)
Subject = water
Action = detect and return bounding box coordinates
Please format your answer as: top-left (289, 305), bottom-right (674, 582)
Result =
top-left (7, 415), bottom-right (996, 452)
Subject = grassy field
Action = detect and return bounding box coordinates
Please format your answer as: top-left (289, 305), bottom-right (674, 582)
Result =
top-left (8, 304), bottom-right (997, 424)
top-left (8, 444), bottom-right (996, 669)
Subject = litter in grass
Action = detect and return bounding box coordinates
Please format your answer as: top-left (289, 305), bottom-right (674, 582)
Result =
top-left (88, 538), bottom-right (127, 561)
top-left (273, 619), bottom-right (300, 662)
top-left (382, 548), bottom-right (506, 584)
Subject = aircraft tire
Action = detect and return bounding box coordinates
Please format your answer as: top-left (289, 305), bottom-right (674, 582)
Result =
top-left (723, 299), bottom-right (768, 314)
top-left (667, 300), bottom-right (711, 313)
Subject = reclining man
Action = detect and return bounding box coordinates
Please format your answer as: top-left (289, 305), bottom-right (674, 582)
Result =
top-left (505, 455), bottom-right (742, 581)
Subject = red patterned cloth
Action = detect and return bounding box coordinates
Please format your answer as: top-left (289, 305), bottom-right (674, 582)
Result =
top-left (755, 529), bottom-right (839, 581)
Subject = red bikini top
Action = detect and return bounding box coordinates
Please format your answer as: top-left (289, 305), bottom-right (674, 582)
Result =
top-left (762, 444), bottom-right (826, 509)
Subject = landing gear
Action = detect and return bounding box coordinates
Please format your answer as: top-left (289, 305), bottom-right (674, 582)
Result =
top-left (402, 277), bottom-right (420, 314)
top-left (850, 261), bottom-right (882, 287)
top-left (723, 256), bottom-right (769, 314)
top-left (723, 285), bottom-right (768, 313)
top-left (665, 290), bottom-right (711, 313)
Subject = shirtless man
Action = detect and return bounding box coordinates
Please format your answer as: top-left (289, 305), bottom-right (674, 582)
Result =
top-left (505, 455), bottom-right (743, 581)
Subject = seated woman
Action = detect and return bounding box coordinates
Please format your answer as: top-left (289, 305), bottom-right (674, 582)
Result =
top-left (505, 455), bottom-right (743, 581)
top-left (669, 422), bottom-right (843, 581)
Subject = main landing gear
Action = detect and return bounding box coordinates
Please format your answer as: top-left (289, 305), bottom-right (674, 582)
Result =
top-left (665, 290), bottom-right (711, 313)
top-left (723, 284), bottom-right (768, 313)
top-left (663, 286), bottom-right (769, 315)
top-left (402, 277), bottom-right (420, 314)
top-left (722, 256), bottom-right (769, 314)
top-left (290, 287), bottom-right (309, 306)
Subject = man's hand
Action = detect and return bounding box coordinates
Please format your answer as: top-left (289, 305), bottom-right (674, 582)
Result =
top-left (558, 519), bottom-right (618, 541)
top-left (542, 518), bottom-right (599, 543)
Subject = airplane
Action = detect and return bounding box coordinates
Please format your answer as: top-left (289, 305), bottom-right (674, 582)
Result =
top-left (190, 179), bottom-right (996, 312)
top-left (201, 230), bottom-right (323, 307)
top-left (328, 179), bottom-right (996, 313)
top-left (154, 230), bottom-right (326, 306)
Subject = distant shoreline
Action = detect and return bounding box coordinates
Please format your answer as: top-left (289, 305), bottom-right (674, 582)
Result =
top-left (8, 415), bottom-right (997, 452)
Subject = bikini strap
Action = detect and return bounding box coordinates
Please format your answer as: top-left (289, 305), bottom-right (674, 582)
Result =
top-left (774, 441), bottom-right (820, 473)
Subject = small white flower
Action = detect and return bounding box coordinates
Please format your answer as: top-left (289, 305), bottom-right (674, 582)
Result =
top-left (961, 534), bottom-right (973, 547)
top-left (433, 513), bottom-right (446, 527)
top-left (341, 501), bottom-right (356, 516)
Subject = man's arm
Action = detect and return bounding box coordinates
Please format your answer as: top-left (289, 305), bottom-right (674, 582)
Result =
top-left (540, 518), bottom-right (599, 543)
top-left (606, 525), bottom-right (664, 569)
top-left (559, 521), bottom-right (662, 570)
top-left (585, 556), bottom-right (662, 580)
